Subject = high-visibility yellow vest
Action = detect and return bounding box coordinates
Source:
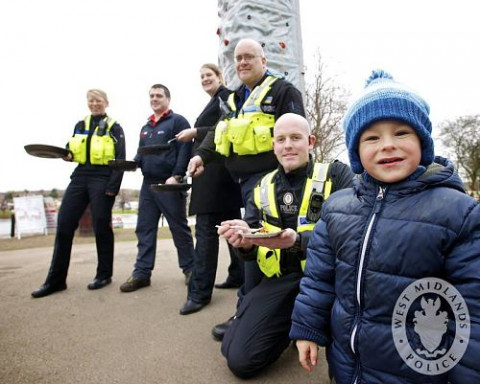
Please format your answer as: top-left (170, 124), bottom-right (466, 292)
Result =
top-left (68, 116), bottom-right (116, 165)
top-left (253, 163), bottom-right (332, 278)
top-left (214, 75), bottom-right (278, 156)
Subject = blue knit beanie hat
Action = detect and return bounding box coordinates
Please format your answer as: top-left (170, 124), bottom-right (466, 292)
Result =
top-left (343, 70), bottom-right (434, 174)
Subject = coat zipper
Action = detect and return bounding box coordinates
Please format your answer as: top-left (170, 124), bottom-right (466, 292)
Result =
top-left (350, 186), bottom-right (385, 384)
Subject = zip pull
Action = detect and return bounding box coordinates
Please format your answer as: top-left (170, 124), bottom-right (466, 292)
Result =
top-left (373, 187), bottom-right (385, 214)
top-left (376, 186), bottom-right (385, 200)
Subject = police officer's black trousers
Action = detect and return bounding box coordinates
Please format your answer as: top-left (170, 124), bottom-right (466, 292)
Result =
top-left (45, 175), bottom-right (115, 286)
top-left (221, 272), bottom-right (302, 379)
top-left (187, 210), bottom-right (243, 304)
top-left (238, 172), bottom-right (270, 300)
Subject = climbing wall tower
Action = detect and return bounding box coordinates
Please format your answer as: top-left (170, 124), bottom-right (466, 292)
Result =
top-left (217, 0), bottom-right (304, 94)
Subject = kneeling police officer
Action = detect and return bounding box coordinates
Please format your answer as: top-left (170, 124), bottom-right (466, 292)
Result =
top-left (217, 113), bottom-right (354, 378)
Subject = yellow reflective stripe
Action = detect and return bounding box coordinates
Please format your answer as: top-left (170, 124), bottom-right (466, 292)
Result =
top-left (299, 163), bottom-right (329, 217)
top-left (84, 115), bottom-right (91, 131)
top-left (258, 176), bottom-right (269, 214)
top-left (242, 76), bottom-right (278, 110)
top-left (263, 222), bottom-right (280, 232)
top-left (252, 76), bottom-right (278, 107)
top-left (324, 180), bottom-right (332, 200)
top-left (84, 116), bottom-right (116, 132)
top-left (105, 117), bottom-right (116, 130)
top-left (300, 259), bottom-right (306, 271)
top-left (311, 163), bottom-right (330, 193)
top-left (225, 76), bottom-right (278, 117)
top-left (256, 170), bottom-right (278, 217)
top-left (253, 183), bottom-right (261, 208)
top-left (299, 178), bottom-right (312, 217)
top-left (262, 221), bottom-right (313, 233)
top-left (267, 180), bottom-right (278, 218)
top-left (298, 223), bottom-right (314, 233)
top-left (227, 93), bottom-right (236, 112)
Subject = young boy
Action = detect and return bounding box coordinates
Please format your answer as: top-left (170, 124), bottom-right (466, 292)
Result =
top-left (289, 70), bottom-right (480, 383)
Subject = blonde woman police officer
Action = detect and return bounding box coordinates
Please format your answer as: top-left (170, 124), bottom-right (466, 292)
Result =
top-left (32, 89), bottom-right (126, 298)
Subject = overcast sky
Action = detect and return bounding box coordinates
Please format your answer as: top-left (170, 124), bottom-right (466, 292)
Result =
top-left (1, 0), bottom-right (479, 192)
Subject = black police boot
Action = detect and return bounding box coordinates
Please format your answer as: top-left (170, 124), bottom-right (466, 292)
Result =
top-left (212, 316), bottom-right (235, 341)
top-left (31, 282), bottom-right (67, 298)
top-left (179, 299), bottom-right (208, 315)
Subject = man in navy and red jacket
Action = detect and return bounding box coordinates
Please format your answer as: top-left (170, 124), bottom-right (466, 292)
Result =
top-left (120, 84), bottom-right (194, 293)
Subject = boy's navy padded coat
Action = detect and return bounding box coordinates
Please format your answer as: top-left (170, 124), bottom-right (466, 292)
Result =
top-left (290, 157), bottom-right (480, 384)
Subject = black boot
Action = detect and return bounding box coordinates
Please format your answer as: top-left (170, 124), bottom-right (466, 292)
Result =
top-left (31, 282), bottom-right (67, 298)
top-left (211, 316), bottom-right (235, 341)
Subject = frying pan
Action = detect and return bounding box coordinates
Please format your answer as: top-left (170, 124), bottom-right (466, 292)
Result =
top-left (150, 171), bottom-right (192, 192)
top-left (107, 160), bottom-right (138, 171)
top-left (150, 183), bottom-right (191, 192)
top-left (24, 144), bottom-right (71, 159)
top-left (137, 138), bottom-right (177, 155)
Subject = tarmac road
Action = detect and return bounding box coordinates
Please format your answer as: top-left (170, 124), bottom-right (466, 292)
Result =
top-left (0, 239), bottom-right (329, 384)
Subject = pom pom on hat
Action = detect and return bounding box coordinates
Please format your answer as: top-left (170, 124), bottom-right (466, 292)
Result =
top-left (343, 70), bottom-right (434, 174)
top-left (364, 69), bottom-right (393, 85)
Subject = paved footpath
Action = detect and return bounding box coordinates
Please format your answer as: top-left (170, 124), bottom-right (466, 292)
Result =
top-left (0, 239), bottom-right (329, 384)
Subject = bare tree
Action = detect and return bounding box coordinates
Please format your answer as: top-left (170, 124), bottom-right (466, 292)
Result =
top-left (305, 51), bottom-right (349, 162)
top-left (439, 115), bottom-right (480, 191)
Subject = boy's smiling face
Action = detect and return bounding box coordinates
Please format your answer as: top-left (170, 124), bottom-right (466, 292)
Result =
top-left (359, 120), bottom-right (422, 183)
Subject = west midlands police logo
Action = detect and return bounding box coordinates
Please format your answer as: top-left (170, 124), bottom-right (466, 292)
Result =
top-left (392, 278), bottom-right (470, 375)
top-left (280, 192), bottom-right (297, 214)
top-left (283, 192), bottom-right (293, 205)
